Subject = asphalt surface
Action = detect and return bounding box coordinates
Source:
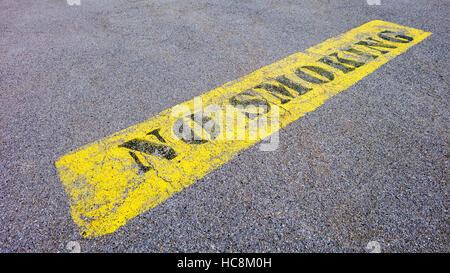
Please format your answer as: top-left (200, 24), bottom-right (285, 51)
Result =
top-left (0, 0), bottom-right (448, 252)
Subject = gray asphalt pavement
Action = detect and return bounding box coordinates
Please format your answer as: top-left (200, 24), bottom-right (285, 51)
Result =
top-left (0, 0), bottom-right (448, 252)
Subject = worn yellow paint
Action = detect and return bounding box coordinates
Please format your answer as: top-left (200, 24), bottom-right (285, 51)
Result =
top-left (55, 20), bottom-right (431, 237)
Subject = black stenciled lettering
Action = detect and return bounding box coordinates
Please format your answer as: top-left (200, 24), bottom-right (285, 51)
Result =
top-left (127, 151), bottom-right (152, 173)
top-left (120, 139), bottom-right (177, 160)
top-left (190, 112), bottom-right (221, 141)
top-left (119, 129), bottom-right (177, 173)
top-left (254, 83), bottom-right (295, 104)
top-left (229, 90), bottom-right (271, 119)
top-left (146, 128), bottom-right (167, 143)
top-left (173, 121), bottom-right (207, 144)
top-left (319, 52), bottom-right (366, 73)
top-left (295, 65), bottom-right (335, 84)
top-left (173, 112), bottom-right (220, 144)
top-left (355, 37), bottom-right (397, 54)
top-left (378, 30), bottom-right (413, 43)
top-left (275, 75), bottom-right (312, 95)
top-left (343, 47), bottom-right (379, 60)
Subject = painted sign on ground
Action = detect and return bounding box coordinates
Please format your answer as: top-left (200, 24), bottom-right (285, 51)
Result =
top-left (56, 20), bottom-right (431, 237)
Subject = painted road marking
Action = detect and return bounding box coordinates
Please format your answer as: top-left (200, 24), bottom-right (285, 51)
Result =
top-left (55, 20), bottom-right (431, 238)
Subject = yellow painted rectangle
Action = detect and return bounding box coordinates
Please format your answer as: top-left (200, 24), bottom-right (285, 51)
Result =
top-left (55, 20), bottom-right (431, 237)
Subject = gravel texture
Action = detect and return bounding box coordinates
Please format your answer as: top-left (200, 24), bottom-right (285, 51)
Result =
top-left (0, 0), bottom-right (448, 252)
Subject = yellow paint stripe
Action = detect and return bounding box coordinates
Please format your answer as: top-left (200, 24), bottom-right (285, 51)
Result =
top-left (55, 20), bottom-right (431, 237)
